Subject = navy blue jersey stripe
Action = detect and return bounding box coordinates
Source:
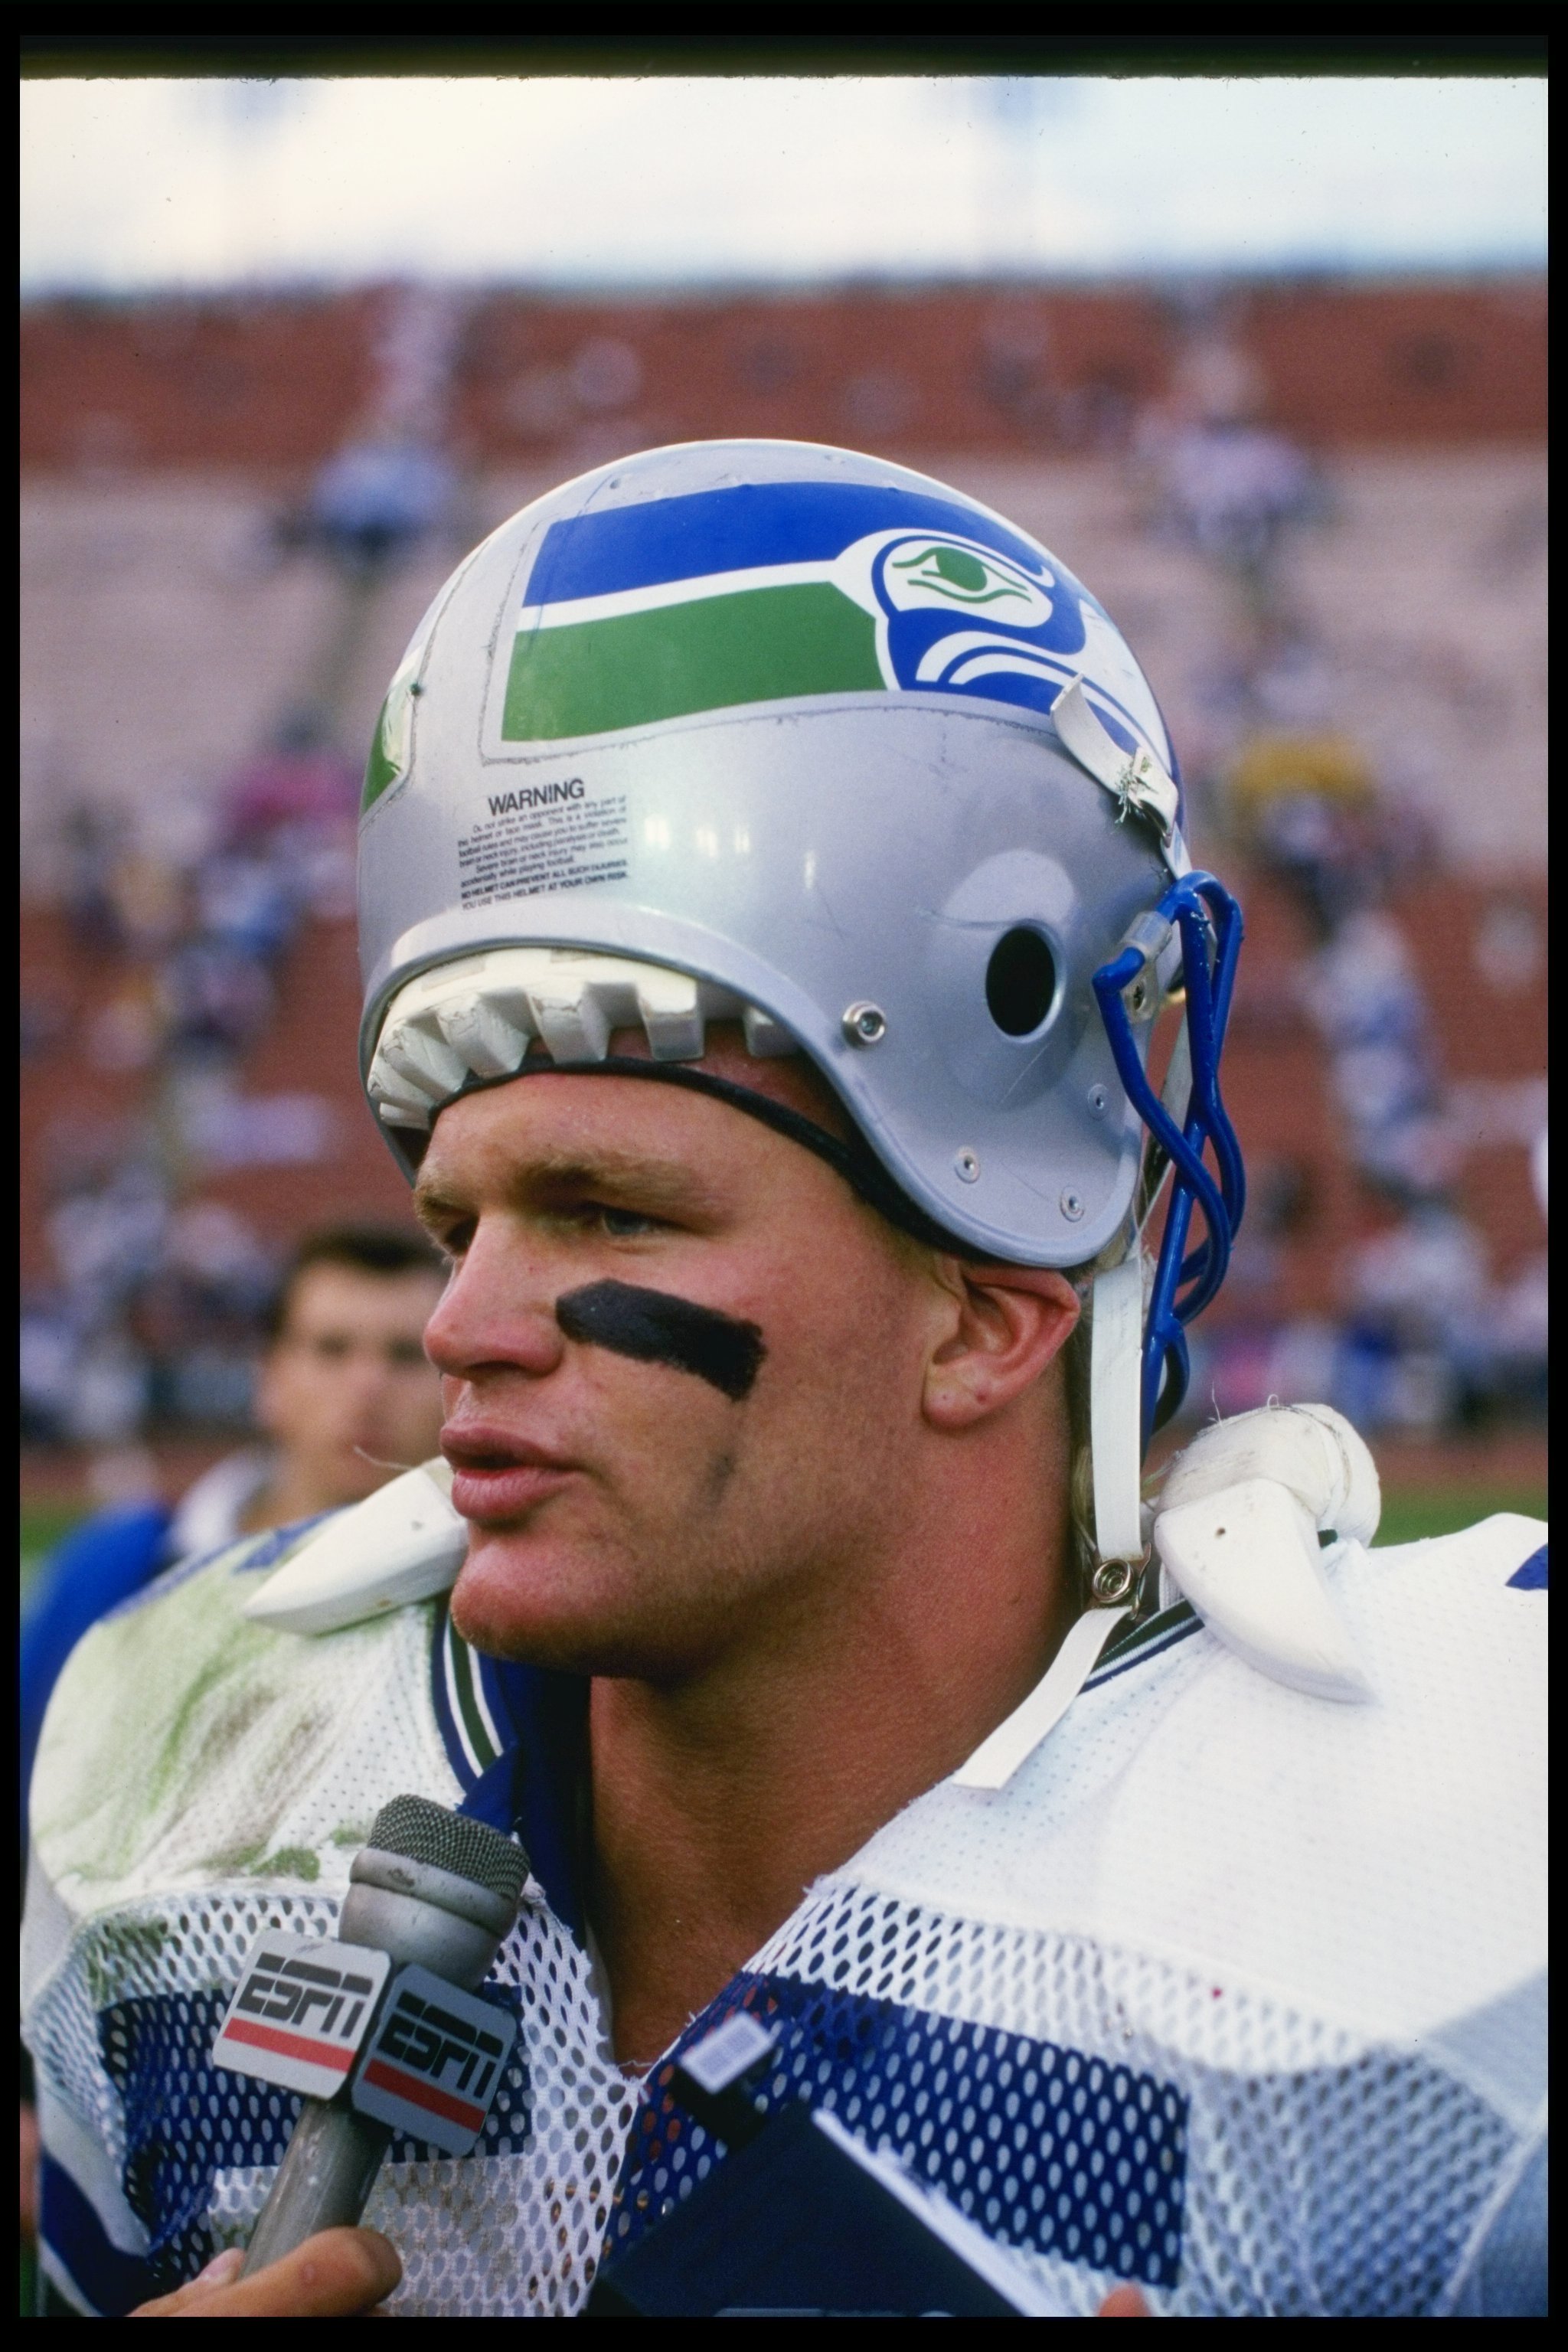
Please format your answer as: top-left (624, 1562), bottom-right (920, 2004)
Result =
top-left (39, 2154), bottom-right (157, 2324)
top-left (475, 1648), bottom-right (543, 1753)
top-left (39, 2154), bottom-right (159, 2316)
top-left (1508, 1544), bottom-right (1547, 1589)
top-left (609, 1971), bottom-right (1187, 2289)
top-left (456, 1665), bottom-right (591, 1942)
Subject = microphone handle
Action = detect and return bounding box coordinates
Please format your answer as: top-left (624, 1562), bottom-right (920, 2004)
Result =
top-left (240, 2102), bottom-right (392, 2277)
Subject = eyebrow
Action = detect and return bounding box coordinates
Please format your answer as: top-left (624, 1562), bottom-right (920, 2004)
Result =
top-left (412, 1148), bottom-right (724, 1232)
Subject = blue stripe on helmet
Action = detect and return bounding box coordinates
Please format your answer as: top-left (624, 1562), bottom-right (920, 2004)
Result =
top-left (528, 480), bottom-right (1058, 604)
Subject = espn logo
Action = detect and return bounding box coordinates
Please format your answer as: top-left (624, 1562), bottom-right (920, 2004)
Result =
top-left (351, 1964), bottom-right (519, 2157)
top-left (238, 1950), bottom-right (380, 2043)
top-left (376, 1986), bottom-right (508, 2104)
top-left (213, 1931), bottom-right (392, 2101)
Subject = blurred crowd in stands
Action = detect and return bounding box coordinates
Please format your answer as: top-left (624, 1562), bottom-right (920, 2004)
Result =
top-left (21, 286), bottom-right (469, 1472)
top-left (1142, 339), bottom-right (1547, 1439)
top-left (20, 715), bottom-right (362, 1455)
top-left (19, 315), bottom-right (1546, 1465)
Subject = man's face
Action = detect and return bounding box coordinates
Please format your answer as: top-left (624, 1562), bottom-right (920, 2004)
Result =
top-left (417, 1034), bottom-right (952, 1680)
top-left (256, 1261), bottom-right (446, 1507)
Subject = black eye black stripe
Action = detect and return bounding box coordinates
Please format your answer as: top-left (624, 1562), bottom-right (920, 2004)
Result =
top-left (556, 1279), bottom-right (766, 1401)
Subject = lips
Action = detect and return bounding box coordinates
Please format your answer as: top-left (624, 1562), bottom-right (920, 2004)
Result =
top-left (441, 1422), bottom-right (582, 1525)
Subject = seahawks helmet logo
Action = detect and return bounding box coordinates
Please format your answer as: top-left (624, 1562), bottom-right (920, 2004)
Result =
top-left (849, 530), bottom-right (1065, 696)
top-left (834, 526), bottom-right (1162, 762)
top-left (475, 479), bottom-right (1172, 779)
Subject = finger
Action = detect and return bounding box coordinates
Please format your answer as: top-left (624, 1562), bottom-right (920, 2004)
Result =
top-left (132, 2229), bottom-right (402, 2318)
top-left (223, 2228), bottom-right (402, 2316)
top-left (1098, 2283), bottom-right (1152, 2316)
top-left (129, 2251), bottom-right (244, 2319)
top-left (194, 2248), bottom-right (247, 2288)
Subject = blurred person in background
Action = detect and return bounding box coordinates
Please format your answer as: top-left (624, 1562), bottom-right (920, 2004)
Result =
top-left (18, 1222), bottom-right (446, 2249)
top-left (1137, 338), bottom-right (1327, 632)
top-left (19, 1223), bottom-right (445, 1821)
top-left (305, 428), bottom-right (458, 573)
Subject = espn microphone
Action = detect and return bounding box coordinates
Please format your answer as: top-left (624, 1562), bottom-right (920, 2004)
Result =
top-left (214, 1795), bottom-right (528, 2279)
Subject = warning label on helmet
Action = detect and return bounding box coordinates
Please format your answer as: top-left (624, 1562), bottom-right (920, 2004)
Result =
top-left (457, 785), bottom-right (629, 907)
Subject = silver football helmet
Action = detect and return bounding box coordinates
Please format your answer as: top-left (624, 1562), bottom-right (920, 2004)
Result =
top-left (355, 439), bottom-right (1245, 1571)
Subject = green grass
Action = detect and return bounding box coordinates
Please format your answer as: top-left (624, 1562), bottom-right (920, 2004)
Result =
top-left (21, 1504), bottom-right (92, 1602)
top-left (22, 1503), bottom-right (91, 1555)
top-left (1374, 1491), bottom-right (1547, 1548)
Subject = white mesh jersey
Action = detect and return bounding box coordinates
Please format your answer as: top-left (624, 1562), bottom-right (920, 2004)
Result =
top-left (22, 1510), bottom-right (1546, 2317)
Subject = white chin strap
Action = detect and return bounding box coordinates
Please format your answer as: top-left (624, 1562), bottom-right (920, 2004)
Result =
top-left (956, 1253), bottom-right (1167, 1793)
top-left (1089, 1256), bottom-right (1148, 1591)
top-left (368, 946), bottom-right (796, 1133)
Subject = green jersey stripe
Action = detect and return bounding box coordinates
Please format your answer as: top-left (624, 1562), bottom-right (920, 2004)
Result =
top-left (501, 580), bottom-right (882, 743)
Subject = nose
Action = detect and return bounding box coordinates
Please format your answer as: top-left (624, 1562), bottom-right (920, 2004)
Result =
top-left (421, 1217), bottom-right (566, 1384)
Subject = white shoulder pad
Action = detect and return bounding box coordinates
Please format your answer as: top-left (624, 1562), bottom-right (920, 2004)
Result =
top-left (241, 1459), bottom-right (467, 1636)
top-left (1152, 1403), bottom-right (1379, 1703)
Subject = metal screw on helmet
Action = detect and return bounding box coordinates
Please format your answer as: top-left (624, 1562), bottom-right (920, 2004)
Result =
top-left (954, 1148), bottom-right (981, 1184)
top-left (1087, 1085), bottom-right (1109, 1118)
top-left (1060, 1188), bottom-right (1085, 1221)
top-left (1092, 1559), bottom-right (1137, 1605)
top-left (842, 1001), bottom-right (887, 1047)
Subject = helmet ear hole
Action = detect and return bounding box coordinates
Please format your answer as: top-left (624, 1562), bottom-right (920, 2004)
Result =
top-left (985, 927), bottom-right (1058, 1037)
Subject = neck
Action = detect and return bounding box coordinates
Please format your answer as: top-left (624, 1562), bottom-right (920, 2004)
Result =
top-left (239, 1459), bottom-right (345, 1534)
top-left (587, 1423), bottom-right (1075, 2069)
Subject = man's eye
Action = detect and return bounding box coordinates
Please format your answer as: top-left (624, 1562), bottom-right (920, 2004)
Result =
top-left (597, 1204), bottom-right (658, 1239)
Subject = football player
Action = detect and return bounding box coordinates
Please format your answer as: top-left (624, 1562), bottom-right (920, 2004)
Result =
top-left (23, 443), bottom-right (1544, 2318)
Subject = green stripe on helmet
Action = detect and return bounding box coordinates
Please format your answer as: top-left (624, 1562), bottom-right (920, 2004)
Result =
top-left (502, 581), bottom-right (881, 744)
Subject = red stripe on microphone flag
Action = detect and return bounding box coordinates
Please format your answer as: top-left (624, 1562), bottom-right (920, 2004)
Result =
top-left (360, 2056), bottom-right (486, 2133)
top-left (220, 2016), bottom-right (355, 2073)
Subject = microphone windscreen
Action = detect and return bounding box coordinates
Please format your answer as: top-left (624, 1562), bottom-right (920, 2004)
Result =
top-left (368, 1795), bottom-right (530, 1907)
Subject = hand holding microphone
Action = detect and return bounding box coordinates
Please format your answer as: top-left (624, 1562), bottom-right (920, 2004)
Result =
top-left (204, 1795), bottom-right (528, 2282)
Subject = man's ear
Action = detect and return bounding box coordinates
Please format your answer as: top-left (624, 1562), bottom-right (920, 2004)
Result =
top-left (921, 1260), bottom-right (1081, 1432)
